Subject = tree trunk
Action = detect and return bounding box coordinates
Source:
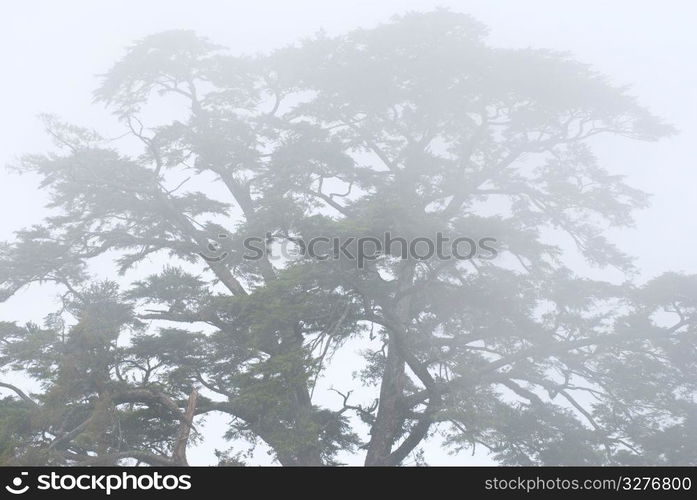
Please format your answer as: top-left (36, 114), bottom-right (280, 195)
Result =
top-left (365, 337), bottom-right (406, 465)
top-left (173, 389), bottom-right (198, 465)
top-left (365, 262), bottom-right (414, 465)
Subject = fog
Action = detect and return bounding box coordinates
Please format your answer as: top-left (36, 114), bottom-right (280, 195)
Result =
top-left (0, 1), bottom-right (695, 466)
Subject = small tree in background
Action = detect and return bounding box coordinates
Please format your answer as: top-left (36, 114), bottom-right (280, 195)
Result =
top-left (1, 11), bottom-right (695, 466)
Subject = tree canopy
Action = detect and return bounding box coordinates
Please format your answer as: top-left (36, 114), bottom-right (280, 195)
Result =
top-left (1, 11), bottom-right (694, 466)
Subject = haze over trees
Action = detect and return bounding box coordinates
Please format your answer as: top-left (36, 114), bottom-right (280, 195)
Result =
top-left (1, 11), bottom-right (695, 466)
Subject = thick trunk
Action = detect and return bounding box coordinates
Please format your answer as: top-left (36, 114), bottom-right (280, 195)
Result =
top-left (364, 336), bottom-right (406, 465)
top-left (173, 389), bottom-right (198, 465)
top-left (278, 329), bottom-right (324, 466)
top-left (365, 263), bottom-right (414, 466)
top-left (289, 381), bottom-right (324, 466)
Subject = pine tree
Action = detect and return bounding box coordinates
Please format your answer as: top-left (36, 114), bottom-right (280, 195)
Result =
top-left (1, 12), bottom-right (694, 466)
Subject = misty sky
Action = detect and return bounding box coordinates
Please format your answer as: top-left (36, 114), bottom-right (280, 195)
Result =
top-left (1, 0), bottom-right (695, 464)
